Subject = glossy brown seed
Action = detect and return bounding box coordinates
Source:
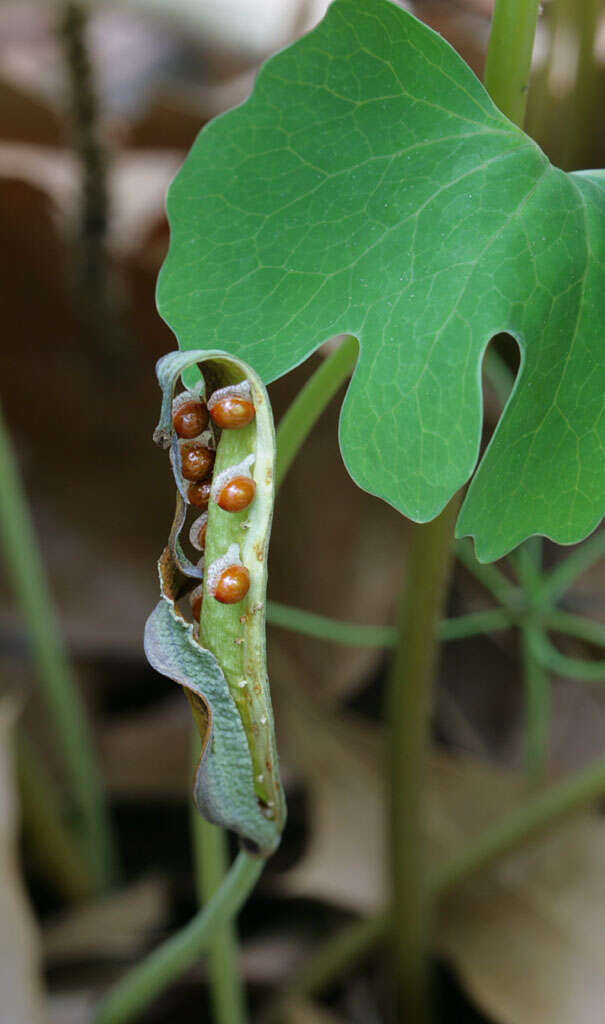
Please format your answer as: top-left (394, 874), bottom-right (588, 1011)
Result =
top-left (209, 395), bottom-right (255, 430)
top-left (180, 443), bottom-right (215, 482)
top-left (187, 480), bottom-right (211, 508)
top-left (172, 399), bottom-right (209, 439)
top-left (216, 476), bottom-right (256, 512)
top-left (214, 565), bottom-right (250, 604)
top-left (189, 586), bottom-right (203, 621)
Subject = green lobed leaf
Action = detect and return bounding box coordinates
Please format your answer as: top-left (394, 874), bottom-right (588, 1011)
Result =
top-left (157, 0), bottom-right (605, 561)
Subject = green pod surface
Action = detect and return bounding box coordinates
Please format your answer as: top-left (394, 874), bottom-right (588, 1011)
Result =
top-left (144, 350), bottom-right (285, 857)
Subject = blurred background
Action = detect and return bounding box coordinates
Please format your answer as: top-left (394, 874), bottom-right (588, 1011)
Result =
top-left (1, 1), bottom-right (605, 1022)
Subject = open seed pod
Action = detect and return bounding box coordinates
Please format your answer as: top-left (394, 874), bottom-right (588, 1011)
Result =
top-left (145, 349), bottom-right (285, 857)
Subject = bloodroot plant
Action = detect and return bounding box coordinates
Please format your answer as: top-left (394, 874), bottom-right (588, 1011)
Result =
top-left (92, 2), bottom-right (605, 1023)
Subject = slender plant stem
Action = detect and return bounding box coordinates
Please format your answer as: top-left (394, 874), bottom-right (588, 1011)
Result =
top-left (387, 494), bottom-right (461, 1023)
top-left (94, 852), bottom-right (264, 1024)
top-left (191, 734), bottom-right (247, 1024)
top-left (59, 2), bottom-right (123, 362)
top-left (262, 752), bottom-right (605, 1015)
top-left (529, 630), bottom-right (605, 682)
top-left (454, 540), bottom-right (520, 609)
top-left (521, 624), bottom-right (550, 780)
top-left (484, 0), bottom-right (541, 127)
top-left (547, 610), bottom-right (605, 649)
top-left (258, 914), bottom-right (388, 1024)
top-left (565, 0), bottom-right (601, 169)
top-left (516, 538), bottom-right (550, 783)
top-left (17, 730), bottom-right (93, 903)
top-left (274, 335), bottom-right (358, 489)
top-left (266, 600), bottom-right (514, 648)
top-left (0, 403), bottom-right (115, 891)
top-left (538, 529), bottom-right (605, 606)
top-left (431, 752), bottom-right (605, 895)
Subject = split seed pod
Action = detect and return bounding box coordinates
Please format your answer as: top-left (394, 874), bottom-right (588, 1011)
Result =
top-left (146, 349), bottom-right (285, 858)
top-left (208, 381), bottom-right (255, 429)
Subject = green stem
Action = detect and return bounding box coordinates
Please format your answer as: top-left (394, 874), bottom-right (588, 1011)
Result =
top-left (262, 752), bottom-right (605, 1013)
top-left (59, 2), bottom-right (124, 363)
top-left (521, 624), bottom-right (550, 781)
top-left (191, 734), bottom-right (247, 1024)
top-left (258, 914), bottom-right (387, 1024)
top-left (0, 402), bottom-right (115, 891)
top-left (432, 751), bottom-right (605, 895)
top-left (547, 610), bottom-right (605, 649)
top-left (538, 530), bottom-right (605, 606)
top-left (516, 538), bottom-right (550, 783)
top-left (454, 540), bottom-right (520, 609)
top-left (529, 630), bottom-right (605, 682)
top-left (564, 0), bottom-right (601, 170)
top-left (387, 495), bottom-right (461, 1022)
top-left (274, 335), bottom-right (358, 489)
top-left (94, 852), bottom-right (263, 1024)
top-left (17, 731), bottom-right (93, 903)
top-left (484, 0), bottom-right (541, 127)
top-left (266, 600), bottom-right (514, 648)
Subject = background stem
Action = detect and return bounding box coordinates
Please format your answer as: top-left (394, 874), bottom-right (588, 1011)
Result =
top-left (274, 335), bottom-right (358, 488)
top-left (386, 3), bottom-right (542, 1018)
top-left (516, 539), bottom-right (550, 783)
top-left (0, 402), bottom-right (115, 891)
top-left (263, 749), bottom-right (605, 1017)
top-left (484, 0), bottom-right (541, 127)
top-left (266, 600), bottom-right (513, 647)
top-left (387, 495), bottom-right (461, 1022)
top-left (59, 1), bottom-right (124, 363)
top-left (17, 730), bottom-right (93, 903)
top-left (191, 734), bottom-right (247, 1024)
top-left (94, 852), bottom-right (264, 1024)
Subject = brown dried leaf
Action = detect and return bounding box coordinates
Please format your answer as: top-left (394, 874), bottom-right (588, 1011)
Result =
top-left (100, 698), bottom-right (190, 798)
top-left (276, 671), bottom-right (605, 1024)
top-left (438, 809), bottom-right (605, 1024)
top-left (43, 876), bottom-right (168, 964)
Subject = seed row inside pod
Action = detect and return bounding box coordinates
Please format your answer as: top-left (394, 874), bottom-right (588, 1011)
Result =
top-left (172, 382), bottom-right (258, 619)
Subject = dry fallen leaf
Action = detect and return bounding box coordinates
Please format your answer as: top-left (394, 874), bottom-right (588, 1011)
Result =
top-left (438, 810), bottom-right (605, 1024)
top-left (274, 661), bottom-right (605, 1024)
top-left (100, 698), bottom-right (190, 798)
top-left (43, 876), bottom-right (168, 964)
top-left (47, 991), bottom-right (95, 1024)
top-left (281, 998), bottom-right (346, 1024)
top-left (0, 697), bottom-right (46, 1024)
top-left (273, 647), bottom-right (385, 913)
